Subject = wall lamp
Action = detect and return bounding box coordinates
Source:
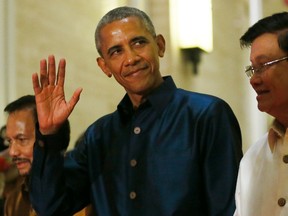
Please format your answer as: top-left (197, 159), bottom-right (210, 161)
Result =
top-left (170, 0), bottom-right (213, 74)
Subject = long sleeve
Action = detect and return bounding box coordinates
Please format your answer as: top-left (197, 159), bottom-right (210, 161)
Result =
top-left (29, 122), bottom-right (90, 216)
top-left (200, 99), bottom-right (242, 215)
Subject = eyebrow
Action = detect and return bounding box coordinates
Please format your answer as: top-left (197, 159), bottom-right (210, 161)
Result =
top-left (4, 133), bottom-right (26, 142)
top-left (106, 36), bottom-right (149, 56)
top-left (130, 36), bottom-right (148, 43)
top-left (252, 54), bottom-right (270, 62)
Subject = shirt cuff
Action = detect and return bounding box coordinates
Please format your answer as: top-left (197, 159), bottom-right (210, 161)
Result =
top-left (35, 120), bottom-right (70, 151)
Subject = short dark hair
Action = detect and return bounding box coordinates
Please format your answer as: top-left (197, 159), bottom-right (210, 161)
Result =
top-left (240, 12), bottom-right (288, 49)
top-left (4, 95), bottom-right (71, 148)
top-left (95, 6), bottom-right (156, 56)
top-left (4, 95), bottom-right (37, 123)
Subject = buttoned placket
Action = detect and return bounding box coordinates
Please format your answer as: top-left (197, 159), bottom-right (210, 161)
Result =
top-left (128, 120), bottom-right (142, 202)
top-left (275, 130), bottom-right (288, 210)
top-left (125, 101), bottom-right (156, 214)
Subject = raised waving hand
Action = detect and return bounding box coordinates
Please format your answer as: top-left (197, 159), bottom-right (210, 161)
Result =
top-left (32, 55), bottom-right (82, 135)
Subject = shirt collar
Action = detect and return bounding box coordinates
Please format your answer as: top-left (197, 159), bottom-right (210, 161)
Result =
top-left (117, 76), bottom-right (177, 122)
top-left (268, 119), bottom-right (286, 152)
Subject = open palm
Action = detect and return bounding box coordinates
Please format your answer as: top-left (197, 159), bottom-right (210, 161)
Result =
top-left (32, 55), bottom-right (82, 135)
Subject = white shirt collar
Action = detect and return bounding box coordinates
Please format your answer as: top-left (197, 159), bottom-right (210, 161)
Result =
top-left (268, 119), bottom-right (286, 152)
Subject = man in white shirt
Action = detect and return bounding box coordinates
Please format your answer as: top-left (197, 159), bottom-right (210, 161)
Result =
top-left (234, 12), bottom-right (288, 216)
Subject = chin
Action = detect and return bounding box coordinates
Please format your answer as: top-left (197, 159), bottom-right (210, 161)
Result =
top-left (19, 170), bottom-right (29, 176)
top-left (257, 103), bottom-right (268, 113)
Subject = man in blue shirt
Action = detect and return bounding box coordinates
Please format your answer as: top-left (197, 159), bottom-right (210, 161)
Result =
top-left (30, 6), bottom-right (242, 216)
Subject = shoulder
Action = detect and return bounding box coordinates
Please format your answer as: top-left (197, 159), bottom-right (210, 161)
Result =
top-left (174, 89), bottom-right (232, 113)
top-left (240, 133), bottom-right (269, 166)
top-left (176, 89), bottom-right (227, 104)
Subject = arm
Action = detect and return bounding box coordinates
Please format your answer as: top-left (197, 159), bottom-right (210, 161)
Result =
top-left (30, 56), bottom-right (87, 215)
top-left (30, 123), bottom-right (90, 216)
top-left (201, 99), bottom-right (242, 216)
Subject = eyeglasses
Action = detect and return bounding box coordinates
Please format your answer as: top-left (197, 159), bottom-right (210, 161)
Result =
top-left (245, 56), bottom-right (288, 78)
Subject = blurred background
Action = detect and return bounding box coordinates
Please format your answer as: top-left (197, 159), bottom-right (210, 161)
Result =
top-left (0, 0), bottom-right (287, 152)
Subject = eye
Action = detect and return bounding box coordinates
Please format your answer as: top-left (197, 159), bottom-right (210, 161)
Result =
top-left (131, 36), bottom-right (148, 48)
top-left (108, 46), bottom-right (122, 57)
top-left (17, 138), bottom-right (25, 142)
top-left (14, 136), bottom-right (30, 146)
top-left (111, 48), bottom-right (122, 56)
top-left (133, 39), bottom-right (147, 47)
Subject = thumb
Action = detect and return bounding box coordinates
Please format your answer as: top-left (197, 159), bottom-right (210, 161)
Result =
top-left (68, 87), bottom-right (83, 113)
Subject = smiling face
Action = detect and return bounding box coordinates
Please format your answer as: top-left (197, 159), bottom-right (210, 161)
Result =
top-left (96, 16), bottom-right (165, 107)
top-left (5, 109), bottom-right (35, 176)
top-left (250, 33), bottom-right (288, 122)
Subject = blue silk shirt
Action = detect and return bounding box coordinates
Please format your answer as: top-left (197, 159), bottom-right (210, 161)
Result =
top-left (30, 76), bottom-right (242, 216)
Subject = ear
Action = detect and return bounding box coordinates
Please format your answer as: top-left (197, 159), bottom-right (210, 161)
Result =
top-left (96, 57), bottom-right (112, 77)
top-left (156, 34), bottom-right (166, 57)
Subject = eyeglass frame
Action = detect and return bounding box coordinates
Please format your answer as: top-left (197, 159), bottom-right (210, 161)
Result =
top-left (245, 56), bottom-right (288, 78)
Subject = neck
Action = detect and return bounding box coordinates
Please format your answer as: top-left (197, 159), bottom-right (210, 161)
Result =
top-left (130, 95), bottom-right (147, 109)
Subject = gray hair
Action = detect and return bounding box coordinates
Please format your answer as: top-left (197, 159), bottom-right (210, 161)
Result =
top-left (95, 6), bottom-right (156, 56)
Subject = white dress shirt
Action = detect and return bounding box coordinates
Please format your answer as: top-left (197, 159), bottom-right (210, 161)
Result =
top-left (234, 120), bottom-right (288, 216)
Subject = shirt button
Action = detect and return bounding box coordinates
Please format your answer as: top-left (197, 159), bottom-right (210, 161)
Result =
top-left (130, 159), bottom-right (137, 167)
top-left (133, 127), bottom-right (141, 134)
top-left (129, 191), bottom-right (137, 199)
top-left (278, 198), bottom-right (286, 207)
top-left (283, 155), bottom-right (288, 163)
top-left (38, 140), bottom-right (45, 147)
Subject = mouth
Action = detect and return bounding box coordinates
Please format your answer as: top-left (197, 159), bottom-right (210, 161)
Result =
top-left (123, 66), bottom-right (148, 77)
top-left (13, 158), bottom-right (31, 168)
top-left (256, 89), bottom-right (270, 96)
top-left (15, 161), bottom-right (28, 168)
top-left (124, 69), bottom-right (142, 77)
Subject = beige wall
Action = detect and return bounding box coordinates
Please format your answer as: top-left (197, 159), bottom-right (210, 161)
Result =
top-left (1, 0), bottom-right (287, 151)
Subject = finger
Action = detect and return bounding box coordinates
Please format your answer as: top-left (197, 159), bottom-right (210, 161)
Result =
top-left (67, 87), bottom-right (83, 113)
top-left (40, 59), bottom-right (48, 87)
top-left (48, 55), bottom-right (56, 85)
top-left (32, 73), bottom-right (41, 95)
top-left (56, 58), bottom-right (66, 87)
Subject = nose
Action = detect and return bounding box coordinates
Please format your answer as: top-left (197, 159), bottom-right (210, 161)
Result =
top-left (9, 142), bottom-right (20, 157)
top-left (124, 48), bottom-right (140, 66)
top-left (249, 73), bottom-right (262, 87)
